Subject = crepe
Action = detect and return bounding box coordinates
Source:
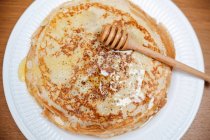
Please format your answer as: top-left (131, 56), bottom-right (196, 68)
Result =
top-left (25, 0), bottom-right (175, 137)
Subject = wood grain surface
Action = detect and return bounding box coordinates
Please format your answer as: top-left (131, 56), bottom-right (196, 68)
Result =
top-left (0, 0), bottom-right (209, 139)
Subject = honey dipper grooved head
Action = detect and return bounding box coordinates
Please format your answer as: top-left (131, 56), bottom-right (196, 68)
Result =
top-left (100, 24), bottom-right (128, 50)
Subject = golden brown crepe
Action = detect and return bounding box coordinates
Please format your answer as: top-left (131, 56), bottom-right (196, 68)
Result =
top-left (25, 0), bottom-right (175, 137)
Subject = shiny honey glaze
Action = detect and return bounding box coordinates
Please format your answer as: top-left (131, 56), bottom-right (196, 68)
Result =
top-left (18, 57), bottom-right (26, 82)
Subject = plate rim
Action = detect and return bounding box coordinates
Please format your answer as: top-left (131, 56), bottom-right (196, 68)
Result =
top-left (166, 1), bottom-right (204, 139)
top-left (3, 1), bottom-right (38, 139)
top-left (2, 0), bottom-right (204, 140)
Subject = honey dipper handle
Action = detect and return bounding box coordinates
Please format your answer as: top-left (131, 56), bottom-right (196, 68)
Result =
top-left (126, 40), bottom-right (210, 83)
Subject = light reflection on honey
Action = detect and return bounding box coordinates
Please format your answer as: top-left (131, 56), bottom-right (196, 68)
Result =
top-left (18, 57), bottom-right (26, 82)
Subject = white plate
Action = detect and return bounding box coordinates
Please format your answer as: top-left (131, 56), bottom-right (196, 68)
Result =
top-left (3, 0), bottom-right (204, 140)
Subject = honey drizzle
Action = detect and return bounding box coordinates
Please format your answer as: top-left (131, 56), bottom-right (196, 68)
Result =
top-left (18, 57), bottom-right (26, 82)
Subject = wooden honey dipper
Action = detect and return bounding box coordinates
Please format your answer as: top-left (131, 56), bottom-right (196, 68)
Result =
top-left (100, 24), bottom-right (210, 83)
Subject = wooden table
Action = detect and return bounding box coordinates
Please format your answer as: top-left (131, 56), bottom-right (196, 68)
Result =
top-left (0, 0), bottom-right (209, 139)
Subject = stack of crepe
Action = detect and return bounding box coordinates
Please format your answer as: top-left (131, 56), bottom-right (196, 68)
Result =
top-left (25, 0), bottom-right (175, 137)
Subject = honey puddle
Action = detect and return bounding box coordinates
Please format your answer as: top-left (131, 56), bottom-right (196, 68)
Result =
top-left (18, 57), bottom-right (26, 82)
